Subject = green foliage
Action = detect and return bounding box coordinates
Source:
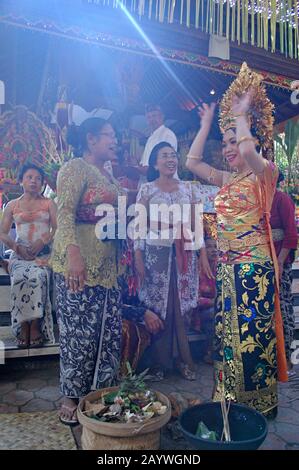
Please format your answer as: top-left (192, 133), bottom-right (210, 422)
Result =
top-left (119, 362), bottom-right (151, 395)
top-left (274, 119), bottom-right (299, 203)
top-left (196, 421), bottom-right (218, 441)
top-left (275, 120), bottom-right (299, 163)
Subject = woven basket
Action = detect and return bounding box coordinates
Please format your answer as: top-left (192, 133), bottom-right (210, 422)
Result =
top-left (77, 387), bottom-right (171, 450)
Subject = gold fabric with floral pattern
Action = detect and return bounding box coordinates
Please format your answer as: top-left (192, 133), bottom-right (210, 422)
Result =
top-left (212, 163), bottom-right (278, 414)
top-left (214, 167), bottom-right (277, 264)
top-left (213, 262), bottom-right (278, 414)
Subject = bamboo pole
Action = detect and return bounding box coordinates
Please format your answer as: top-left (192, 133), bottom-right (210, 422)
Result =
top-left (220, 399), bottom-right (231, 442)
top-left (226, 0), bottom-right (230, 39)
top-left (237, 0), bottom-right (241, 45)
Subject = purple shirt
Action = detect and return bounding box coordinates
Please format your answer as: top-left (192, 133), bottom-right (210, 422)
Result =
top-left (270, 190), bottom-right (298, 264)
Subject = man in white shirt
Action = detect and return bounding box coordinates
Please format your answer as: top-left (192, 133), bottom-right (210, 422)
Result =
top-left (139, 104), bottom-right (178, 184)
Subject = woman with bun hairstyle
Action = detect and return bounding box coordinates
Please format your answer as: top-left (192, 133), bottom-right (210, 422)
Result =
top-left (134, 142), bottom-right (201, 381)
top-left (51, 118), bottom-right (124, 425)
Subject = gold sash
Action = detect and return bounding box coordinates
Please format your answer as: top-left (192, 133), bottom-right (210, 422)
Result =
top-left (217, 232), bottom-right (269, 252)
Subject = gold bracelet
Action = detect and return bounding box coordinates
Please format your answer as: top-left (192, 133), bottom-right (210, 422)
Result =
top-left (208, 167), bottom-right (217, 183)
top-left (237, 136), bottom-right (258, 147)
top-left (187, 154), bottom-right (203, 161)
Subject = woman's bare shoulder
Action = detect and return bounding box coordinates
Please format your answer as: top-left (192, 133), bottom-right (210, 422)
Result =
top-left (59, 158), bottom-right (86, 175)
top-left (221, 171), bottom-right (233, 186)
top-left (4, 198), bottom-right (20, 212)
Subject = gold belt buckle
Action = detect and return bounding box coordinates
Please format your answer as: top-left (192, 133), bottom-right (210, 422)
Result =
top-left (217, 239), bottom-right (229, 251)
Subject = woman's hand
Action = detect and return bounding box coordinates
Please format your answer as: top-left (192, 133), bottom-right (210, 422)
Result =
top-left (66, 245), bottom-right (87, 292)
top-left (291, 80), bottom-right (299, 90)
top-left (198, 102), bottom-right (216, 129)
top-left (144, 310), bottom-right (164, 335)
top-left (15, 244), bottom-right (35, 261)
top-left (27, 239), bottom-right (45, 258)
top-left (134, 250), bottom-right (145, 287)
top-left (199, 247), bottom-right (215, 280)
top-left (231, 88), bottom-right (253, 115)
top-left (98, 188), bottom-right (116, 204)
top-left (278, 259), bottom-right (284, 280)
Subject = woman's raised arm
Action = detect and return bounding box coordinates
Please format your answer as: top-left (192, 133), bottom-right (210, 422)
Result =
top-left (186, 103), bottom-right (229, 187)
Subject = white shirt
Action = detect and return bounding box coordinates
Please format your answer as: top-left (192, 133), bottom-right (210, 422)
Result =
top-left (103, 160), bottom-right (113, 176)
top-left (140, 125), bottom-right (177, 167)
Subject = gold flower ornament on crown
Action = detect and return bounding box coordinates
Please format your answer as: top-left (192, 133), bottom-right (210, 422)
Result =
top-left (219, 62), bottom-right (274, 160)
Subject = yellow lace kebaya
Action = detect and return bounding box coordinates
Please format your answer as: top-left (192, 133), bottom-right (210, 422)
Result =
top-left (51, 158), bottom-right (124, 288)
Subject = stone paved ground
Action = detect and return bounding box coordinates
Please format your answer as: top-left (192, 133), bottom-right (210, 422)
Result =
top-left (0, 357), bottom-right (298, 450)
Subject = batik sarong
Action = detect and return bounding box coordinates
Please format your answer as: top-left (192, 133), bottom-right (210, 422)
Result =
top-left (55, 274), bottom-right (122, 398)
top-left (213, 261), bottom-right (278, 414)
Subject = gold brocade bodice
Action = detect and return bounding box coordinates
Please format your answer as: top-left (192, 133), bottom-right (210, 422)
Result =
top-left (214, 171), bottom-right (272, 263)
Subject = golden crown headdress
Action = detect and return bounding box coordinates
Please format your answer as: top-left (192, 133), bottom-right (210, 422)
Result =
top-left (219, 62), bottom-right (274, 159)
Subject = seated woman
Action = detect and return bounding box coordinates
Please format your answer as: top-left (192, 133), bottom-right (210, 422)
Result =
top-left (119, 276), bottom-right (164, 376)
top-left (0, 164), bottom-right (57, 348)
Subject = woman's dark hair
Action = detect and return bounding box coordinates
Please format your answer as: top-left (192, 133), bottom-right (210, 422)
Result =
top-left (18, 164), bottom-right (45, 184)
top-left (250, 126), bottom-right (262, 154)
top-left (277, 169), bottom-right (285, 186)
top-left (223, 127), bottom-right (261, 155)
top-left (145, 103), bottom-right (164, 115)
top-left (67, 117), bottom-right (108, 157)
top-left (147, 141), bottom-right (174, 182)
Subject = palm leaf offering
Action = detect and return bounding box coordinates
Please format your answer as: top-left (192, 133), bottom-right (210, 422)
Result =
top-left (0, 106), bottom-right (59, 185)
top-left (83, 362), bottom-right (168, 423)
top-left (0, 105), bottom-right (72, 192)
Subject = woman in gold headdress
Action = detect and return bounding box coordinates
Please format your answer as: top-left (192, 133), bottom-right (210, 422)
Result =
top-left (186, 63), bottom-right (287, 417)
